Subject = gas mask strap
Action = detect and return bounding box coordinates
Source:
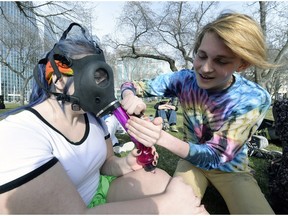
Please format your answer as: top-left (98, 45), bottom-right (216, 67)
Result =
top-left (60, 23), bottom-right (88, 41)
top-left (60, 22), bottom-right (103, 55)
top-left (47, 48), bottom-right (64, 84)
top-left (48, 23), bottom-right (94, 83)
top-left (33, 64), bottom-right (78, 106)
top-left (53, 93), bottom-right (81, 111)
top-left (33, 22), bottom-right (112, 114)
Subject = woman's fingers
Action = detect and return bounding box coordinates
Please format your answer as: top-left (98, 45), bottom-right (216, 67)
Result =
top-left (131, 145), bottom-right (159, 167)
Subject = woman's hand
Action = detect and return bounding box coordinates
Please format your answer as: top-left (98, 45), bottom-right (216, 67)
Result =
top-left (125, 116), bottom-right (163, 147)
top-left (126, 147), bottom-right (159, 171)
top-left (121, 93), bottom-right (146, 115)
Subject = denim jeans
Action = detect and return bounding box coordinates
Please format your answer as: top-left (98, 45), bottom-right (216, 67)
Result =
top-left (156, 109), bottom-right (177, 125)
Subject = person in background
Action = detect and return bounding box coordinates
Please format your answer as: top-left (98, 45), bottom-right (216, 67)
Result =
top-left (120, 12), bottom-right (278, 214)
top-left (154, 97), bottom-right (179, 132)
top-left (103, 114), bottom-right (123, 145)
top-left (103, 114), bottom-right (135, 153)
top-left (0, 23), bottom-right (208, 215)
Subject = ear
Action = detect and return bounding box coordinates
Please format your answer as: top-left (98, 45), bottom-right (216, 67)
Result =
top-left (236, 60), bottom-right (251, 72)
top-left (52, 74), bottom-right (65, 91)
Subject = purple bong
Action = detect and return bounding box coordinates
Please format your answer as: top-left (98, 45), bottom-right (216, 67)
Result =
top-left (98, 100), bottom-right (156, 171)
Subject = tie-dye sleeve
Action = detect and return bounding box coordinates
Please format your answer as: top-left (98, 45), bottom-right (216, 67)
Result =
top-left (184, 94), bottom-right (271, 172)
top-left (120, 72), bottom-right (177, 98)
top-left (120, 82), bottom-right (137, 98)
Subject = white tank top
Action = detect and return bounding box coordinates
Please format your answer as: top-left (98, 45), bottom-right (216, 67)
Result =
top-left (0, 108), bottom-right (108, 205)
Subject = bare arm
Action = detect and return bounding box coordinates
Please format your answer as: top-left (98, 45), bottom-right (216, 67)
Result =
top-left (158, 104), bottom-right (167, 110)
top-left (100, 138), bottom-right (143, 176)
top-left (166, 104), bottom-right (176, 110)
top-left (0, 162), bottom-right (86, 214)
top-left (0, 162), bottom-right (151, 214)
top-left (0, 162), bottom-right (208, 214)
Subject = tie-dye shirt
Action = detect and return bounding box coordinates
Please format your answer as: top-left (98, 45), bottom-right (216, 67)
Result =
top-left (121, 69), bottom-right (271, 172)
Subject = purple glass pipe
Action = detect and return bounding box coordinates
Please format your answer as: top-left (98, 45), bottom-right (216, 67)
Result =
top-left (113, 105), bottom-right (155, 171)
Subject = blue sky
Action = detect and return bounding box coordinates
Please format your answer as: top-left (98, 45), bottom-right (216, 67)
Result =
top-left (91, 1), bottom-right (255, 40)
top-left (91, 1), bottom-right (125, 39)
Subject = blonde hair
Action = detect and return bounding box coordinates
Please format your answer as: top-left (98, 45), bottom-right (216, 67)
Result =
top-left (193, 13), bottom-right (276, 69)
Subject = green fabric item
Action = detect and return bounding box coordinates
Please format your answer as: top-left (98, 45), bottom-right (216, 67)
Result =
top-left (88, 175), bottom-right (117, 208)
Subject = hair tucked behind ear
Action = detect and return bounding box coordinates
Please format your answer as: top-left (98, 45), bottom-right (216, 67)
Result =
top-left (193, 12), bottom-right (278, 69)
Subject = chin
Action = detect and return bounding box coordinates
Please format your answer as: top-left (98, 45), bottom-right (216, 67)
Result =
top-left (196, 78), bottom-right (211, 90)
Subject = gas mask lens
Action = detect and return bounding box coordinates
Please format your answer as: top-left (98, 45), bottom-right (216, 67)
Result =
top-left (94, 68), bottom-right (108, 86)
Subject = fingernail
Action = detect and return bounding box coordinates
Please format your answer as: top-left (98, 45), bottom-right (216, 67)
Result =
top-left (152, 161), bottom-right (157, 166)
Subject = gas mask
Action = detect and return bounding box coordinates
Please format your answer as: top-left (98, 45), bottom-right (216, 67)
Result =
top-left (33, 23), bottom-right (156, 171)
top-left (33, 23), bottom-right (118, 117)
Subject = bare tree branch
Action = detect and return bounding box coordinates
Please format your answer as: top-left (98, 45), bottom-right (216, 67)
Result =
top-left (107, 1), bottom-right (218, 71)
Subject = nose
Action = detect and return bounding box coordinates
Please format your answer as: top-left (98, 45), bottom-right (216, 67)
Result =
top-left (202, 59), bottom-right (214, 73)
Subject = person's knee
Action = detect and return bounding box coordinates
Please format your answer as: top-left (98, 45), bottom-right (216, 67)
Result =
top-left (107, 168), bottom-right (171, 202)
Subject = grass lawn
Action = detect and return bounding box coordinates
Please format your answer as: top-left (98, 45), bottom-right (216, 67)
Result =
top-left (0, 103), bottom-right (19, 113)
top-left (1, 102), bottom-right (281, 214)
top-left (117, 101), bottom-right (281, 214)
